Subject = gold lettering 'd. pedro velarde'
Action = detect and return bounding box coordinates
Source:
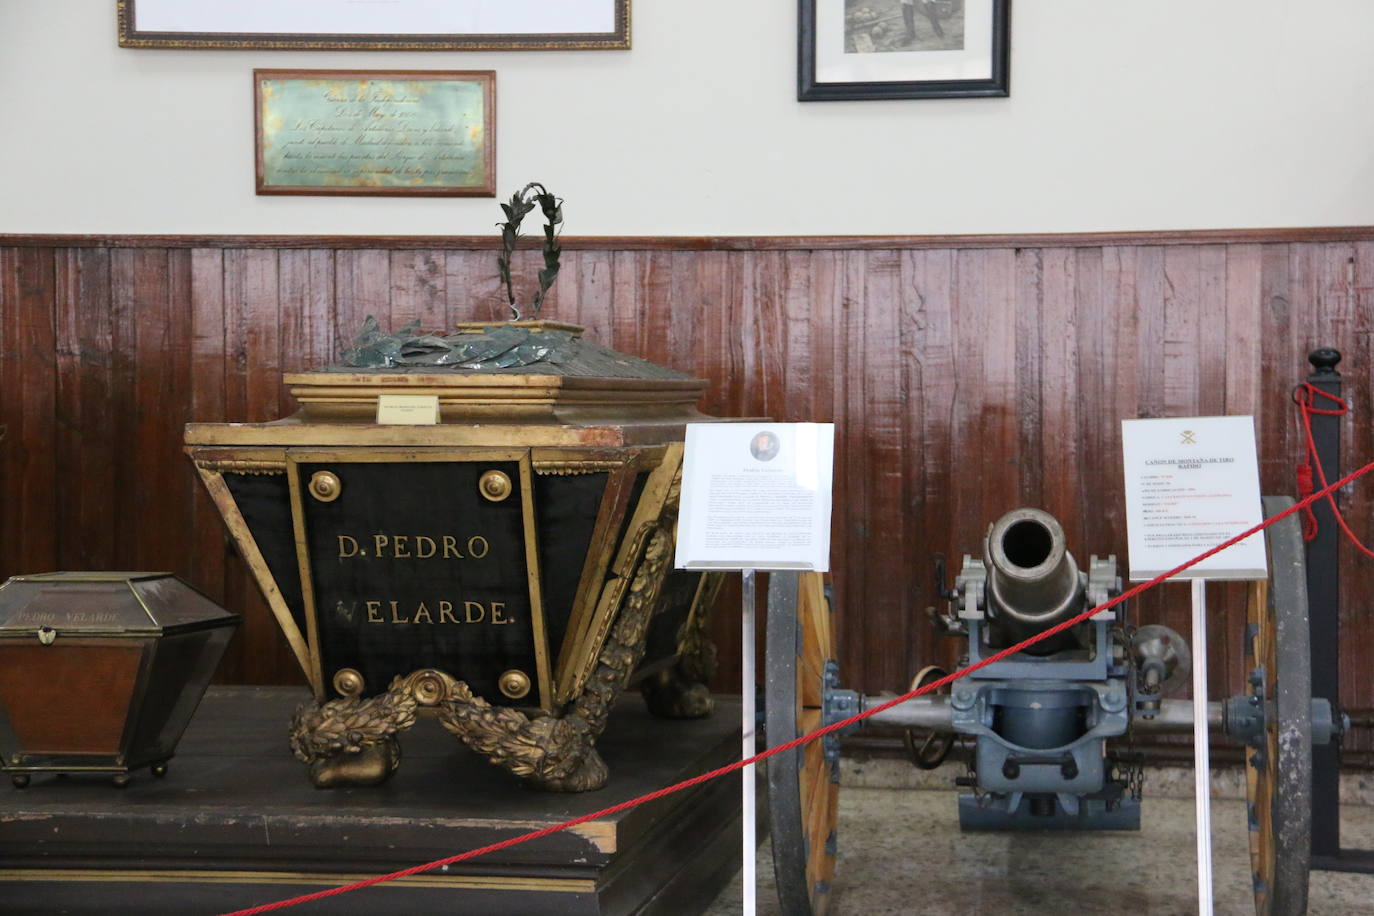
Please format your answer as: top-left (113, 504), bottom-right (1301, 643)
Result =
top-left (336, 534), bottom-right (491, 560)
top-left (364, 600), bottom-right (514, 626)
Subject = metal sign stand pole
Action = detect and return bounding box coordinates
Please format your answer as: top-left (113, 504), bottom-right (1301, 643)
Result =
top-left (1191, 577), bottom-right (1215, 916)
top-left (741, 569), bottom-right (757, 916)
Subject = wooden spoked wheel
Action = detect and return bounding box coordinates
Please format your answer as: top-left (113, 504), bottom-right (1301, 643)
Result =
top-left (766, 571), bottom-right (840, 916)
top-left (1245, 496), bottom-right (1313, 916)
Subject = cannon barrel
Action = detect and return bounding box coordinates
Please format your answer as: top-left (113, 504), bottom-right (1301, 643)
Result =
top-left (984, 508), bottom-right (1085, 653)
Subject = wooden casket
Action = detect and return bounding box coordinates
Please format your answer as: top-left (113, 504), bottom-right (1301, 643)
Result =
top-left (184, 321), bottom-right (724, 790)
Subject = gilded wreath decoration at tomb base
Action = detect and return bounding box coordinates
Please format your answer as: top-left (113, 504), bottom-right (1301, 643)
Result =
top-left (185, 185), bottom-right (726, 789)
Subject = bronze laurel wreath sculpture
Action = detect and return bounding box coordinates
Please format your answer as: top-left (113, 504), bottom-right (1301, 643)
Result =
top-left (496, 181), bottom-right (563, 321)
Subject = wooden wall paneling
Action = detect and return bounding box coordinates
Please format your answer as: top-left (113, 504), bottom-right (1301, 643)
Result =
top-left (909, 248), bottom-right (957, 674)
top-left (791, 249), bottom-right (841, 657)
top-left (1195, 245), bottom-right (1230, 419)
top-left (1037, 248), bottom-right (1081, 549)
top-left (895, 250), bottom-right (933, 684)
top-left (690, 248), bottom-right (744, 690)
top-left (1222, 246), bottom-right (1263, 419)
top-left (389, 250), bottom-right (446, 334)
top-left (3, 234), bottom-right (1374, 721)
top-left (1290, 241), bottom-right (1327, 460)
top-left (686, 249), bottom-right (736, 420)
top-left (223, 249), bottom-right (291, 685)
top-left (1344, 241), bottom-right (1374, 749)
top-left (1161, 246), bottom-right (1203, 418)
top-left (19, 247), bottom-right (57, 575)
top-left (1071, 246), bottom-right (1123, 553)
top-left (834, 250), bottom-right (869, 693)
top-left (187, 248), bottom-right (238, 679)
top-left (277, 249), bottom-right (336, 385)
top-left (136, 249), bottom-right (190, 573)
top-left (1256, 243), bottom-right (1293, 491)
top-left (334, 250), bottom-right (391, 356)
top-left (11, 227), bottom-right (1374, 254)
top-left (1160, 245), bottom-right (1233, 698)
top-left (564, 250), bottom-right (614, 344)
top-left (950, 248), bottom-right (1020, 571)
top-left (1099, 247), bottom-right (1143, 552)
top-left (1219, 244), bottom-right (1265, 696)
top-left (1194, 245), bottom-right (1242, 695)
top-left (1349, 241), bottom-right (1374, 547)
top-left (541, 249), bottom-right (576, 329)
top-left (664, 250), bottom-right (704, 379)
top-left (166, 249), bottom-right (196, 570)
top-left (106, 250), bottom-right (145, 574)
top-left (1012, 248), bottom-right (1045, 512)
top-left (739, 251), bottom-right (772, 418)
top-left (0, 248), bottom-right (56, 574)
top-left (444, 249), bottom-right (506, 327)
top-left (1313, 241), bottom-right (1372, 750)
top-left (632, 250), bottom-right (677, 377)
top-left (0, 248), bottom-right (15, 568)
top-left (54, 248), bottom-right (116, 571)
top-left (853, 249), bottom-right (905, 691)
top-left (0, 248), bottom-right (12, 568)
top-left (1124, 247), bottom-right (1170, 636)
top-left (607, 251), bottom-right (646, 381)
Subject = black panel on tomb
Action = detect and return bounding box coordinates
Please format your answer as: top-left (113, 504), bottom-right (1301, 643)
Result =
top-left (533, 472), bottom-right (607, 659)
top-left (224, 472), bottom-right (307, 635)
top-left (297, 460), bottom-right (539, 706)
top-left (642, 569), bottom-right (703, 670)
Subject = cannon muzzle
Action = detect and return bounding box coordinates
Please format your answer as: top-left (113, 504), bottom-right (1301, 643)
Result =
top-left (984, 508), bottom-right (1084, 653)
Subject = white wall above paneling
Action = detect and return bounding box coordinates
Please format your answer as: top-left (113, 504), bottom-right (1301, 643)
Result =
top-left (3, 1), bottom-right (1372, 235)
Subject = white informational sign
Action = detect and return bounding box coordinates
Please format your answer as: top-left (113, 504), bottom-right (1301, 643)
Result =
top-left (376, 394), bottom-right (440, 425)
top-left (675, 423), bottom-right (835, 571)
top-left (1121, 416), bottom-right (1267, 581)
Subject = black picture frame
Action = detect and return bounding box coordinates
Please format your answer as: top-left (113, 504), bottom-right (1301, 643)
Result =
top-left (799, 0), bottom-right (1010, 101)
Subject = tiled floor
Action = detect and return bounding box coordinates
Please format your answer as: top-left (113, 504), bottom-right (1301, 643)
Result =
top-left (705, 787), bottom-right (1374, 915)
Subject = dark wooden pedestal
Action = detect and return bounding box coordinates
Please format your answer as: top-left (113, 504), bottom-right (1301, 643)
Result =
top-left (0, 687), bottom-right (745, 915)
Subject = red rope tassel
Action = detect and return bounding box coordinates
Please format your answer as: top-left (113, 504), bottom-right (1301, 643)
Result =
top-left (1296, 460), bottom-right (1317, 540)
top-left (1294, 381), bottom-right (1374, 557)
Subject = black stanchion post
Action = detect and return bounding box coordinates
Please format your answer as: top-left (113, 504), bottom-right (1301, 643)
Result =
top-left (1306, 347), bottom-right (1343, 862)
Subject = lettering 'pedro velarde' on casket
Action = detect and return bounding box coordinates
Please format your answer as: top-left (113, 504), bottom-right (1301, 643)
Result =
top-left (360, 598), bottom-right (514, 626)
top-left (287, 456), bottom-right (546, 709)
top-left (336, 533), bottom-right (492, 560)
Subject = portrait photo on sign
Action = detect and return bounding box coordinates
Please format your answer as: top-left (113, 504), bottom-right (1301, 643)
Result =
top-left (845, 0), bottom-right (965, 54)
top-left (750, 430), bottom-right (781, 462)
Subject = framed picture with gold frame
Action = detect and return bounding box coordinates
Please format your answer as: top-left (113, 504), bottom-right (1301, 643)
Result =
top-left (254, 69), bottom-right (495, 197)
top-left (118, 0), bottom-right (630, 51)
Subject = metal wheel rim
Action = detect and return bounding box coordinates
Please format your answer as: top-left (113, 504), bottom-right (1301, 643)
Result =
top-left (903, 665), bottom-right (955, 769)
top-left (766, 571), bottom-right (839, 916)
top-left (1246, 495), bottom-right (1313, 916)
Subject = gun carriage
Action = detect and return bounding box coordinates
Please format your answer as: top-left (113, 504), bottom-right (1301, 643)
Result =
top-left (765, 500), bottom-right (1341, 916)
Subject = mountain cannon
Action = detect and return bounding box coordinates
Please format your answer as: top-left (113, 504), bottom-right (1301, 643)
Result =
top-left (775, 501), bottom-right (1343, 915)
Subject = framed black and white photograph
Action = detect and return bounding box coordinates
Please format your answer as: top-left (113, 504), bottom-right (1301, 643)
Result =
top-left (799, 0), bottom-right (1009, 100)
top-left (117, 0), bottom-right (630, 51)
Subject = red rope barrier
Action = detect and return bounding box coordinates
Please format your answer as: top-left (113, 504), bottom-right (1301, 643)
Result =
top-left (1294, 382), bottom-right (1374, 557)
top-left (220, 457), bottom-right (1374, 916)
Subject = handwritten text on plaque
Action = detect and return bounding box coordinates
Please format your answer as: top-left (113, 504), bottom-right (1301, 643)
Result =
top-left (256, 70), bottom-right (495, 196)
